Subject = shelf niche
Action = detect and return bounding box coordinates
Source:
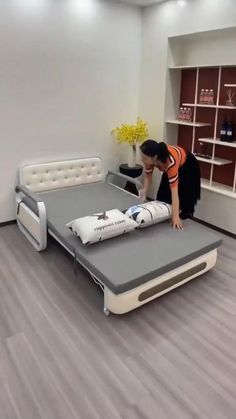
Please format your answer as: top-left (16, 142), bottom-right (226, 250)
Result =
top-left (177, 66), bottom-right (236, 191)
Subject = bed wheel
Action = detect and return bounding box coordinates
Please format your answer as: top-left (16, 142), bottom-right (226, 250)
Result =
top-left (103, 308), bottom-right (110, 317)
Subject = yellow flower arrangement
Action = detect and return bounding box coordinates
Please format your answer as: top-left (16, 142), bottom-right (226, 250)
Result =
top-left (111, 117), bottom-right (149, 147)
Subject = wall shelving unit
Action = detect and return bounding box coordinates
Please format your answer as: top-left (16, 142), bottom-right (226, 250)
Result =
top-left (165, 27), bottom-right (236, 234)
top-left (165, 65), bottom-right (236, 198)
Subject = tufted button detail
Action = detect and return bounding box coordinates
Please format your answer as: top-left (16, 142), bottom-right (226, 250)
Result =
top-left (22, 158), bottom-right (101, 192)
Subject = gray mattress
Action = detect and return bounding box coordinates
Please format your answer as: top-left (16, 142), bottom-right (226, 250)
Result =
top-left (24, 182), bottom-right (222, 294)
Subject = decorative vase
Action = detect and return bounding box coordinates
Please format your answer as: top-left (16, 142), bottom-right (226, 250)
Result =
top-left (128, 144), bottom-right (137, 168)
top-left (226, 89), bottom-right (235, 107)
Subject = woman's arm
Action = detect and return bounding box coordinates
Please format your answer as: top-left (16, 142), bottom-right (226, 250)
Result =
top-left (171, 187), bottom-right (183, 230)
top-left (139, 174), bottom-right (152, 201)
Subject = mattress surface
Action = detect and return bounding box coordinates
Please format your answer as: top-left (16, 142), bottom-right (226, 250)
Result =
top-left (26, 182), bottom-right (222, 294)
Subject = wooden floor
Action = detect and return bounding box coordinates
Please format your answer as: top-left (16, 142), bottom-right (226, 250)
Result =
top-left (0, 224), bottom-right (236, 419)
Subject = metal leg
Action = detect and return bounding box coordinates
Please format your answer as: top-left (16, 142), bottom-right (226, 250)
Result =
top-left (103, 307), bottom-right (110, 317)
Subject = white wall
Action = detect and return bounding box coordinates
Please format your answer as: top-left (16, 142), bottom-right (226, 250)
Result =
top-left (0, 0), bottom-right (142, 222)
top-left (140, 0), bottom-right (236, 137)
top-left (169, 27), bottom-right (236, 68)
top-left (140, 0), bottom-right (236, 233)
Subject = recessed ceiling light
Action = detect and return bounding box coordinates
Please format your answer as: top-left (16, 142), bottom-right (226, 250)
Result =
top-left (68, 0), bottom-right (97, 17)
top-left (14, 0), bottom-right (48, 14)
top-left (177, 0), bottom-right (187, 6)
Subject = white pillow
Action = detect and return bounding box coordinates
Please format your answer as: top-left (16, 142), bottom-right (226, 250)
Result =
top-left (125, 201), bottom-right (172, 228)
top-left (67, 209), bottom-right (137, 245)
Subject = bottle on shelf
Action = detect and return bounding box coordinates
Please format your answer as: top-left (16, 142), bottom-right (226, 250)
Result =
top-left (202, 89), bottom-right (206, 104)
top-left (199, 89), bottom-right (204, 104)
top-left (184, 107), bottom-right (190, 122)
top-left (187, 108), bottom-right (192, 122)
top-left (209, 89), bottom-right (214, 105)
top-left (220, 119), bottom-right (228, 142)
top-left (179, 107), bottom-right (184, 121)
top-left (185, 108), bottom-right (189, 122)
top-left (204, 89), bottom-right (209, 104)
top-left (226, 120), bottom-right (235, 142)
top-left (201, 89), bottom-right (206, 104)
top-left (182, 107), bottom-right (187, 122)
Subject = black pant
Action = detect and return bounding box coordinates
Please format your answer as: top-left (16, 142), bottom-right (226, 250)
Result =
top-left (156, 153), bottom-right (201, 215)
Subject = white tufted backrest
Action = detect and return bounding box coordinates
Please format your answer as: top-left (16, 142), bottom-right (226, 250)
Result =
top-left (19, 157), bottom-right (104, 192)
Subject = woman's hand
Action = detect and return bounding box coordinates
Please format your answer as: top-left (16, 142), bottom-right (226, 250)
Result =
top-left (139, 188), bottom-right (147, 202)
top-left (170, 187), bottom-right (182, 230)
top-left (172, 214), bottom-right (183, 230)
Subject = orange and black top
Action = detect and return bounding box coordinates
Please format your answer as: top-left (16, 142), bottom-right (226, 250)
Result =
top-left (145, 145), bottom-right (186, 189)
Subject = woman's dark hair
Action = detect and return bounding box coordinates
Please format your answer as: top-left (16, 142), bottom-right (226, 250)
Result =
top-left (140, 140), bottom-right (170, 163)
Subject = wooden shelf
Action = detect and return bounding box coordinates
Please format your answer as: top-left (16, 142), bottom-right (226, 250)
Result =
top-left (183, 103), bottom-right (216, 108)
top-left (201, 179), bottom-right (236, 198)
top-left (182, 103), bottom-right (236, 110)
top-left (166, 120), bottom-right (211, 128)
top-left (224, 84), bottom-right (236, 87)
top-left (195, 155), bottom-right (232, 165)
top-left (198, 138), bottom-right (236, 148)
top-left (218, 105), bottom-right (236, 109)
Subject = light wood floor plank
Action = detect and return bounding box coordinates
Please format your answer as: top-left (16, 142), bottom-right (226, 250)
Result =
top-left (0, 224), bottom-right (236, 419)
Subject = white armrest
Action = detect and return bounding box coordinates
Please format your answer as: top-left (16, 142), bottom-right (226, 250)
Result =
top-left (15, 185), bottom-right (43, 203)
top-left (15, 184), bottom-right (47, 251)
top-left (106, 170), bottom-right (142, 190)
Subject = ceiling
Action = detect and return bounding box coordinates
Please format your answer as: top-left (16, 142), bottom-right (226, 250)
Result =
top-left (117, 0), bottom-right (165, 6)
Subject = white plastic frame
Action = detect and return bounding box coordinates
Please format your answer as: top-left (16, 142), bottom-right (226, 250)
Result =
top-left (104, 249), bottom-right (217, 315)
top-left (49, 229), bottom-right (217, 315)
